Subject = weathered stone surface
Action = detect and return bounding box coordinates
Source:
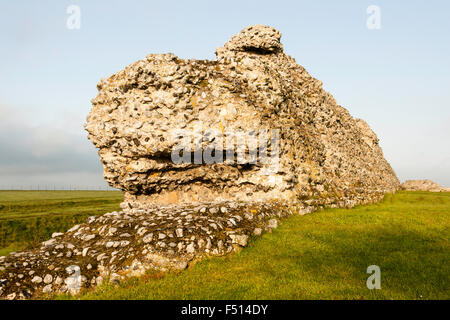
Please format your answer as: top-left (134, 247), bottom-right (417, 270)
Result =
top-left (401, 179), bottom-right (450, 192)
top-left (85, 24), bottom-right (399, 209)
top-left (0, 201), bottom-right (294, 299)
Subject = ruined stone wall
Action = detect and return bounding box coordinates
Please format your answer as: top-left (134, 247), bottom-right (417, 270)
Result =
top-left (85, 25), bottom-right (399, 209)
top-left (401, 180), bottom-right (450, 192)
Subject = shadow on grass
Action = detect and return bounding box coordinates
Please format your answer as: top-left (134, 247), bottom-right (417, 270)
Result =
top-left (76, 195), bottom-right (449, 300)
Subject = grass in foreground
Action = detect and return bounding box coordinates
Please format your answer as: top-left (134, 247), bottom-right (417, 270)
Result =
top-left (0, 190), bottom-right (123, 255)
top-left (59, 191), bottom-right (449, 300)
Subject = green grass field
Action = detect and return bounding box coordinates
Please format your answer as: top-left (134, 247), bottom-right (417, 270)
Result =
top-left (0, 190), bottom-right (123, 256)
top-left (74, 191), bottom-right (449, 300)
top-left (1, 190), bottom-right (448, 299)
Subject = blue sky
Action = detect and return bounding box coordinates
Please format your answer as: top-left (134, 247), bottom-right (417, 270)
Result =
top-left (0, 0), bottom-right (449, 188)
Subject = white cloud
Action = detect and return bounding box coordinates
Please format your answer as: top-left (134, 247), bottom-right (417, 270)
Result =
top-left (0, 103), bottom-right (110, 189)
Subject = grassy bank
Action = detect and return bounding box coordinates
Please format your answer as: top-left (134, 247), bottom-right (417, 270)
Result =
top-left (65, 191), bottom-right (449, 300)
top-left (0, 190), bottom-right (123, 256)
top-left (1, 190), bottom-right (448, 299)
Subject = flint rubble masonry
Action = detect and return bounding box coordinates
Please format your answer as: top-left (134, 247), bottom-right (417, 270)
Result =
top-left (85, 25), bottom-right (399, 208)
top-left (0, 25), bottom-right (399, 300)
